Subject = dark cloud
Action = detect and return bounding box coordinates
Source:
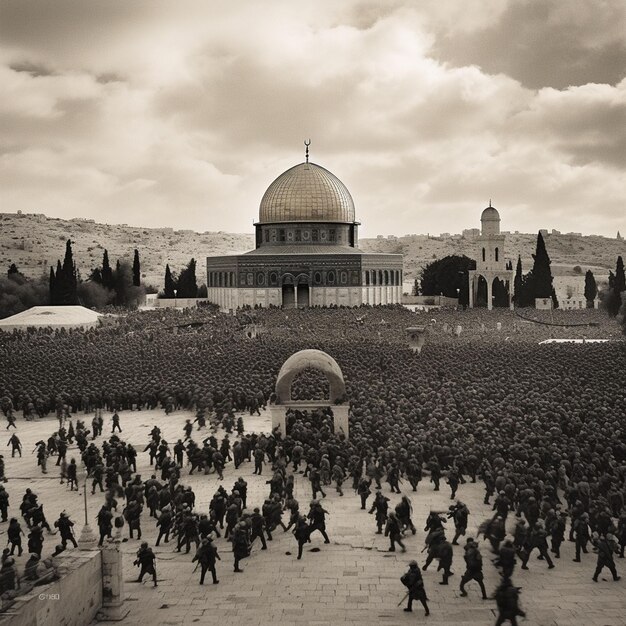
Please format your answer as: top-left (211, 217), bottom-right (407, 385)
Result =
top-left (8, 60), bottom-right (54, 76)
top-left (432, 0), bottom-right (626, 89)
top-left (96, 73), bottom-right (124, 84)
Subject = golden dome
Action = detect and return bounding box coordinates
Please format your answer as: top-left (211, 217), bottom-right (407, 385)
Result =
top-left (259, 162), bottom-right (355, 224)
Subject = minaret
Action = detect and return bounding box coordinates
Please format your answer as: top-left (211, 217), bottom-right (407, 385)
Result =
top-left (478, 202), bottom-right (505, 271)
top-left (468, 201), bottom-right (513, 310)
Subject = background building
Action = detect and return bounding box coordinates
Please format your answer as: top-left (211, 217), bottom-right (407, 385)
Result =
top-left (206, 155), bottom-right (403, 310)
top-left (468, 204), bottom-right (514, 310)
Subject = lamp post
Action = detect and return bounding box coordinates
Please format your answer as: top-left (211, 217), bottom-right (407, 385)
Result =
top-left (78, 474), bottom-right (97, 549)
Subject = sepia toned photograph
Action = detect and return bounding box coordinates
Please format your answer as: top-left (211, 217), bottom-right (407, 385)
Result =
top-left (0, 1), bottom-right (625, 625)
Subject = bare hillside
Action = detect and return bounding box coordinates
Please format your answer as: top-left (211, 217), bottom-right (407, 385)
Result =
top-left (0, 213), bottom-right (253, 289)
top-left (1, 212), bottom-right (623, 291)
top-left (360, 233), bottom-right (624, 282)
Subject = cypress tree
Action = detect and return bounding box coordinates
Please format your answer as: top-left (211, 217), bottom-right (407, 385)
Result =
top-left (49, 266), bottom-right (56, 304)
top-left (616, 256), bottom-right (625, 294)
top-left (132, 249), bottom-right (141, 287)
top-left (89, 267), bottom-right (103, 284)
top-left (584, 270), bottom-right (597, 307)
top-left (513, 256), bottom-right (523, 307)
top-left (177, 258), bottom-right (198, 298)
top-left (53, 259), bottom-right (64, 305)
top-left (607, 256), bottom-right (625, 316)
top-left (530, 232), bottom-right (554, 301)
top-left (493, 278), bottom-right (509, 308)
top-left (101, 250), bottom-right (114, 291)
top-left (164, 264), bottom-right (176, 298)
top-left (60, 239), bottom-right (78, 304)
top-left (551, 287), bottom-right (559, 310)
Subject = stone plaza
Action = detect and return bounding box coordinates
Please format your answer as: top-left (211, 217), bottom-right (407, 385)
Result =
top-left (1, 407), bottom-right (623, 626)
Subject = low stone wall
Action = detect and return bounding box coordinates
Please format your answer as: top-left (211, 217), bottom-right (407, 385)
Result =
top-left (402, 295), bottom-right (459, 306)
top-left (152, 298), bottom-right (209, 308)
top-left (0, 550), bottom-right (102, 626)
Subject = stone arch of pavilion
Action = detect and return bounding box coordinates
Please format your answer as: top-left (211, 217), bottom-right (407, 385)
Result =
top-left (271, 349), bottom-right (349, 437)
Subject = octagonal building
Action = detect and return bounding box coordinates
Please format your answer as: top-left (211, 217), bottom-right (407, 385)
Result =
top-left (206, 156), bottom-right (403, 310)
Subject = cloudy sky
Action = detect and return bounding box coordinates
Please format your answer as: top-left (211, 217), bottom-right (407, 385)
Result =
top-left (1, 0), bottom-right (625, 238)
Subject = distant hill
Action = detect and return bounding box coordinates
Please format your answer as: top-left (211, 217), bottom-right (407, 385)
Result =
top-left (1, 212), bottom-right (623, 294)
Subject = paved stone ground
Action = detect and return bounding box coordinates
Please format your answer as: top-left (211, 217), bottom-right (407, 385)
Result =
top-left (2, 409), bottom-right (625, 626)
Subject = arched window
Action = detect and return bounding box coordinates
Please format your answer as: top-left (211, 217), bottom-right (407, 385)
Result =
top-left (372, 270), bottom-right (377, 285)
top-left (495, 247), bottom-right (499, 262)
top-left (482, 248), bottom-right (486, 262)
top-left (384, 270), bottom-right (389, 285)
top-left (364, 272), bottom-right (370, 286)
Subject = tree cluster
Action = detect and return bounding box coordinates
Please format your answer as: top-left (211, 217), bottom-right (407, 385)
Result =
top-left (0, 266), bottom-right (49, 320)
top-left (87, 248), bottom-right (144, 307)
top-left (49, 239), bottom-right (79, 305)
top-left (513, 233), bottom-right (558, 308)
top-left (420, 255), bottom-right (476, 307)
top-left (159, 258), bottom-right (199, 299)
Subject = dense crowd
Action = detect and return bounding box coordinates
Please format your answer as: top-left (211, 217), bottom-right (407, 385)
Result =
top-left (0, 305), bottom-right (624, 622)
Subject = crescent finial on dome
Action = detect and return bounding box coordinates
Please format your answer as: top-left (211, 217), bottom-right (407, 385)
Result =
top-left (304, 139), bottom-right (311, 163)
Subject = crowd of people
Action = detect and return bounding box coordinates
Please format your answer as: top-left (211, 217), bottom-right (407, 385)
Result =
top-left (0, 304), bottom-right (624, 623)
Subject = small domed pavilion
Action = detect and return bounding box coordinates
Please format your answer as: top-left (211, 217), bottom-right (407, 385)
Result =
top-left (206, 147), bottom-right (403, 310)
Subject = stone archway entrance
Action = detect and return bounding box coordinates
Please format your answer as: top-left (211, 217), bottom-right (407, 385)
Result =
top-left (296, 275), bottom-right (310, 308)
top-left (281, 274), bottom-right (295, 308)
top-left (270, 349), bottom-right (349, 437)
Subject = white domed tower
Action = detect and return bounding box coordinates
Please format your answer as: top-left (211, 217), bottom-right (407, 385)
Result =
top-left (468, 202), bottom-right (514, 310)
top-left (205, 144), bottom-right (403, 310)
top-left (478, 203), bottom-right (505, 272)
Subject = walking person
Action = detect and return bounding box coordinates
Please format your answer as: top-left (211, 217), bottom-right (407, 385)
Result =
top-left (111, 412), bottom-right (122, 433)
top-left (307, 500), bottom-right (330, 544)
top-left (134, 542), bottom-right (157, 587)
top-left (494, 577), bottom-right (525, 625)
top-left (192, 537), bottom-right (220, 585)
top-left (7, 518), bottom-right (24, 556)
top-left (357, 477), bottom-right (371, 510)
top-left (385, 511), bottom-right (406, 552)
top-left (7, 434), bottom-right (21, 457)
top-left (231, 522), bottom-right (250, 573)
top-left (400, 560), bottom-right (429, 616)
top-left (521, 521), bottom-right (554, 570)
top-left (67, 458), bottom-right (78, 491)
top-left (572, 513), bottom-right (590, 562)
top-left (592, 532), bottom-right (621, 582)
top-left (294, 514), bottom-right (310, 560)
top-left (459, 538), bottom-right (488, 599)
top-left (54, 512), bottom-right (78, 549)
